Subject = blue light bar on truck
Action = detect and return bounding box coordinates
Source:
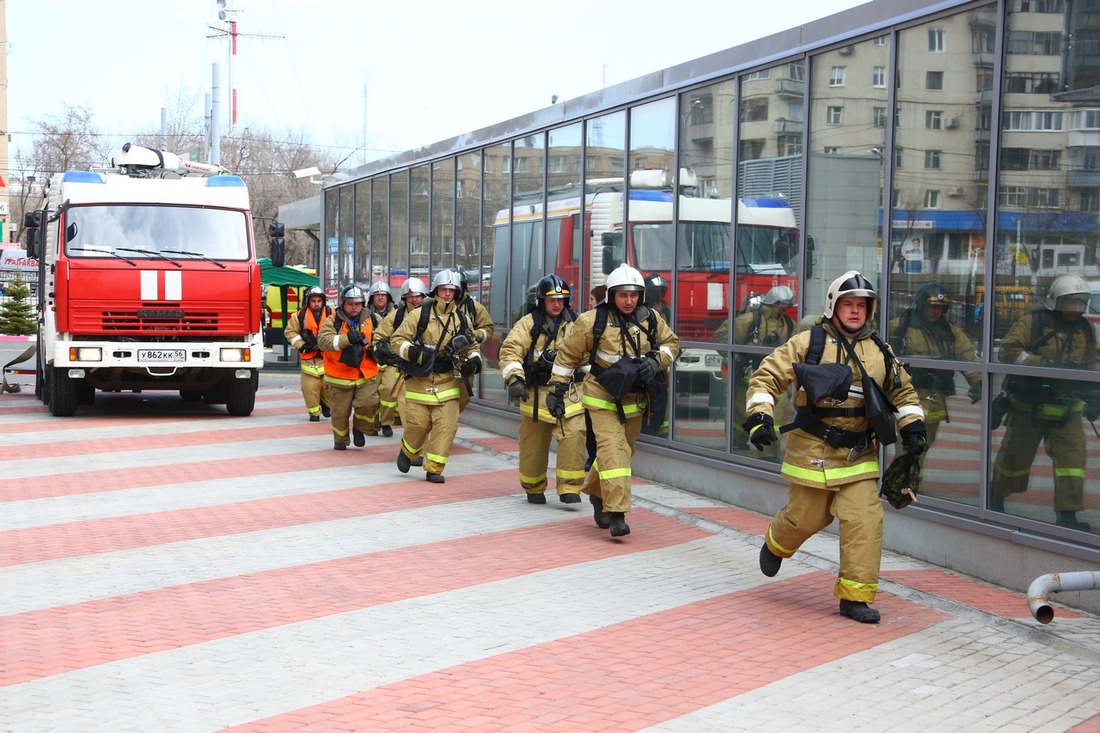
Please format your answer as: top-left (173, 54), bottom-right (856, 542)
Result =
top-left (61, 171), bottom-right (105, 184)
top-left (206, 175), bottom-right (246, 188)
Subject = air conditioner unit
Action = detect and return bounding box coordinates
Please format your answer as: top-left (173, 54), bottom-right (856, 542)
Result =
top-left (945, 117), bottom-right (960, 129)
top-left (947, 187), bottom-right (965, 196)
top-left (838, 45), bottom-right (854, 55)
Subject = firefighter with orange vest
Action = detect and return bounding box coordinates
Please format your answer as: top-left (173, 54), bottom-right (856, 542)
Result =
top-left (391, 270), bottom-right (482, 483)
top-left (318, 284), bottom-right (381, 450)
top-left (283, 285), bottom-right (332, 421)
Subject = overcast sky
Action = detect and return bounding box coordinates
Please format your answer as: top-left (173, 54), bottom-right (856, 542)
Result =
top-left (6, 0), bottom-right (867, 167)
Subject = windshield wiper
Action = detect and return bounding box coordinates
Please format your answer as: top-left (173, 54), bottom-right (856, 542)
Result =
top-left (116, 248), bottom-right (182, 267)
top-left (161, 250), bottom-right (228, 269)
top-left (70, 247), bottom-right (137, 266)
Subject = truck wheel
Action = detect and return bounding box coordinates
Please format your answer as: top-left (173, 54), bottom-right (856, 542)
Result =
top-left (225, 371), bottom-right (257, 416)
top-left (49, 367), bottom-right (78, 417)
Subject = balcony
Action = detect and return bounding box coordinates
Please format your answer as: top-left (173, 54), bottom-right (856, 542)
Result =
top-left (773, 118), bottom-right (804, 135)
top-left (775, 78), bottom-right (804, 100)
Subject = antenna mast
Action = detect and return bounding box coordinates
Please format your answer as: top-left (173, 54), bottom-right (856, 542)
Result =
top-left (208, 0), bottom-right (285, 134)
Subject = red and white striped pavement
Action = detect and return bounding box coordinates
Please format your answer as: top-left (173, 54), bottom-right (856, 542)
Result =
top-left (3, 382), bottom-right (1100, 732)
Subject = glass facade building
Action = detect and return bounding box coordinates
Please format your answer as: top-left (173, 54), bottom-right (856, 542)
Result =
top-left (317, 0), bottom-right (1100, 589)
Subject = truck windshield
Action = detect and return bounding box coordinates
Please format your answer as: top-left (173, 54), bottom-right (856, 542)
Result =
top-left (63, 205), bottom-right (250, 261)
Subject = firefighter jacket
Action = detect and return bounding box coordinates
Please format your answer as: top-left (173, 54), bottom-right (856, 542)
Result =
top-left (391, 298), bottom-right (480, 406)
top-left (550, 305), bottom-right (680, 419)
top-left (747, 321), bottom-right (923, 490)
top-left (284, 306), bottom-right (329, 361)
top-left (500, 311), bottom-right (585, 424)
top-left (318, 310), bottom-right (379, 386)
top-left (733, 305), bottom-right (796, 382)
top-left (888, 310), bottom-right (980, 421)
top-left (999, 309), bottom-right (1097, 418)
top-left (459, 294), bottom-right (495, 344)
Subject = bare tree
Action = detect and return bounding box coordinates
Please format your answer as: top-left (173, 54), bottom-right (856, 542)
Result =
top-left (29, 106), bottom-right (112, 179)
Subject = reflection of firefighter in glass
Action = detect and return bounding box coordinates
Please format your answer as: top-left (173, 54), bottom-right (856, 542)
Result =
top-left (499, 274), bottom-right (587, 504)
top-left (888, 283), bottom-right (981, 461)
top-left (719, 286), bottom-right (796, 452)
top-left (641, 273), bottom-right (672, 437)
top-left (992, 274), bottom-right (1098, 532)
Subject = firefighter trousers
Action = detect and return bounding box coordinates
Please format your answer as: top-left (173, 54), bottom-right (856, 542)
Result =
top-left (377, 365), bottom-right (398, 427)
top-left (519, 413), bottom-right (586, 497)
top-left (327, 377), bottom-right (380, 446)
top-left (299, 357), bottom-right (330, 417)
top-left (400, 398), bottom-right (460, 476)
top-left (991, 413), bottom-right (1085, 512)
top-left (582, 406), bottom-right (642, 513)
top-left (764, 477), bottom-right (883, 604)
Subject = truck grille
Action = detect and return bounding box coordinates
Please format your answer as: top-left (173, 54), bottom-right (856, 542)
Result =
top-left (70, 303), bottom-right (251, 336)
top-left (100, 309), bottom-right (220, 331)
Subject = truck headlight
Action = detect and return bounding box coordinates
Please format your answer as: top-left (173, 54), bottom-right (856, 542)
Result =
top-left (70, 347), bottom-right (102, 362)
top-left (220, 348), bottom-right (250, 363)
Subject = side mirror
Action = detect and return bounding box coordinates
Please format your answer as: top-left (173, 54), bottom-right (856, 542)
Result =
top-left (269, 220), bottom-right (286, 268)
top-left (22, 211), bottom-right (42, 259)
top-left (805, 235), bottom-right (815, 279)
top-left (600, 232), bottom-right (617, 275)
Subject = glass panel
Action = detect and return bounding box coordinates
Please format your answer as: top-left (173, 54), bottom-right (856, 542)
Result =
top-left (484, 142), bottom-right (513, 406)
top-left (675, 79), bottom-right (736, 451)
top-left (324, 190), bottom-right (339, 293)
top-left (371, 178), bottom-right (389, 290)
top-left (989, 4), bottom-right (1099, 532)
top-left (389, 171), bottom-right (409, 291)
top-left (456, 151), bottom-right (491, 400)
top-left (354, 181), bottom-right (371, 285)
top-left (885, 12), bottom-right (992, 508)
top-left (507, 134), bottom-right (546, 328)
top-left (339, 186), bottom-right (354, 285)
top-left (586, 110), bottom-right (627, 305)
top-left (626, 98), bottom-right (676, 438)
top-left (547, 123), bottom-right (584, 302)
top-left (732, 59), bottom-right (810, 457)
top-left (410, 164), bottom-right (430, 283)
top-left (431, 159), bottom-right (454, 272)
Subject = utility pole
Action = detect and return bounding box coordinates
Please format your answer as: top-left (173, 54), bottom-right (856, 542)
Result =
top-left (207, 0), bottom-right (284, 135)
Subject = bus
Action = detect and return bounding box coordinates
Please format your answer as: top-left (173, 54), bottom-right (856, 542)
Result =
top-left (489, 169), bottom-right (799, 340)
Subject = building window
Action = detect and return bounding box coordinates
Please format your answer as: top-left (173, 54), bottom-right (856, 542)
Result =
top-left (873, 107), bottom-right (887, 127)
top-left (925, 150), bottom-right (942, 169)
top-left (741, 98), bottom-right (769, 122)
top-left (925, 189), bottom-right (940, 208)
top-left (785, 62), bottom-right (805, 82)
top-left (874, 35), bottom-right (888, 46)
top-left (926, 110), bottom-right (943, 129)
top-left (824, 146), bottom-right (840, 154)
top-left (1001, 148), bottom-right (1030, 171)
top-left (872, 66), bottom-right (886, 88)
top-left (926, 71), bottom-right (944, 90)
top-left (827, 106), bottom-right (844, 124)
top-left (1080, 190), bottom-right (1099, 212)
top-left (745, 69), bottom-right (771, 80)
top-left (892, 189), bottom-right (903, 208)
top-left (1006, 30), bottom-right (1062, 55)
top-left (1003, 110), bottom-right (1064, 131)
top-left (778, 135), bottom-right (803, 156)
top-left (928, 28), bottom-right (945, 52)
top-left (1009, 0), bottom-right (1065, 11)
top-left (998, 186), bottom-right (1027, 207)
top-left (1030, 149), bottom-right (1061, 170)
top-left (830, 66), bottom-right (846, 87)
top-left (1028, 187), bottom-right (1061, 208)
top-left (894, 148), bottom-right (904, 169)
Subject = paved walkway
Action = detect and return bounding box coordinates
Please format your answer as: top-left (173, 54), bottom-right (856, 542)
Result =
top-left (2, 380), bottom-right (1100, 732)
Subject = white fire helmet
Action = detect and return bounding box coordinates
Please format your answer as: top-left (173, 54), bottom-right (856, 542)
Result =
top-left (604, 263), bottom-right (646, 303)
top-left (430, 268), bottom-right (463, 296)
top-left (1045, 273), bottom-right (1091, 311)
top-left (340, 284), bottom-right (366, 304)
top-left (400, 277), bottom-right (429, 300)
top-left (824, 270), bottom-right (876, 320)
top-left (366, 281), bottom-right (393, 303)
top-left (762, 285), bottom-right (795, 307)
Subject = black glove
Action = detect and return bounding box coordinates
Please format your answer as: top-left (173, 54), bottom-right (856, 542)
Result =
top-left (1085, 399), bottom-right (1100, 423)
top-left (636, 356), bottom-right (661, 383)
top-left (507, 378), bottom-right (529, 402)
top-left (346, 329), bottom-right (365, 345)
top-left (297, 341), bottom-right (310, 354)
top-left (407, 343), bottom-right (425, 365)
top-left (967, 382), bottom-right (982, 404)
top-left (743, 412), bottom-right (777, 451)
top-left (900, 420), bottom-right (928, 456)
top-left (546, 382), bottom-right (567, 419)
top-left (460, 354), bottom-right (482, 378)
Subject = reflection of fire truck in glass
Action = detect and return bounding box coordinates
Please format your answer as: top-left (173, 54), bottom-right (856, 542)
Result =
top-left (490, 169), bottom-right (799, 340)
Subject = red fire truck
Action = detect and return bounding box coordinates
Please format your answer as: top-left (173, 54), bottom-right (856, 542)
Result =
top-left (22, 144), bottom-right (263, 416)
top-left (489, 169), bottom-right (799, 339)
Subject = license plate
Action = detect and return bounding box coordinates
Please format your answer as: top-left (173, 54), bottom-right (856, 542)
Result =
top-left (138, 349), bottom-right (186, 363)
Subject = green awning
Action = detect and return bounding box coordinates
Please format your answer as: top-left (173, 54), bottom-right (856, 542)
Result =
top-left (258, 258), bottom-right (319, 287)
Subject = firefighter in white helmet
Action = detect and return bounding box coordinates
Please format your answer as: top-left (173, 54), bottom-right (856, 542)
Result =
top-left (992, 273), bottom-right (1098, 531)
top-left (391, 269), bottom-right (481, 483)
top-left (499, 273), bottom-right (587, 504)
top-left (745, 270), bottom-right (924, 624)
top-left (366, 281), bottom-right (398, 437)
top-left (284, 285), bottom-right (332, 421)
top-left (546, 263), bottom-right (680, 538)
top-left (318, 284), bottom-right (381, 450)
top-left (373, 277), bottom-right (431, 464)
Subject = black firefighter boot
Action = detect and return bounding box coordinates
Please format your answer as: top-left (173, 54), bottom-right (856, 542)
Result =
top-left (608, 512), bottom-right (630, 537)
top-left (590, 495), bottom-right (611, 529)
top-left (839, 600), bottom-right (880, 624)
top-left (759, 543), bottom-right (783, 577)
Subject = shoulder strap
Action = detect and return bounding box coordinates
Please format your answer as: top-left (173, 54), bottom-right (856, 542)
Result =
top-left (588, 303), bottom-right (610, 368)
top-left (806, 324), bottom-right (826, 365)
top-left (414, 303), bottom-right (432, 342)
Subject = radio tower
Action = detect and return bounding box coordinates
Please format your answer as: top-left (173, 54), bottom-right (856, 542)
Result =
top-left (208, 0), bottom-right (284, 134)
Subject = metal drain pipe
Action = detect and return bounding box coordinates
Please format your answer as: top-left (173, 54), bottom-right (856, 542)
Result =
top-left (1027, 571), bottom-right (1100, 624)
